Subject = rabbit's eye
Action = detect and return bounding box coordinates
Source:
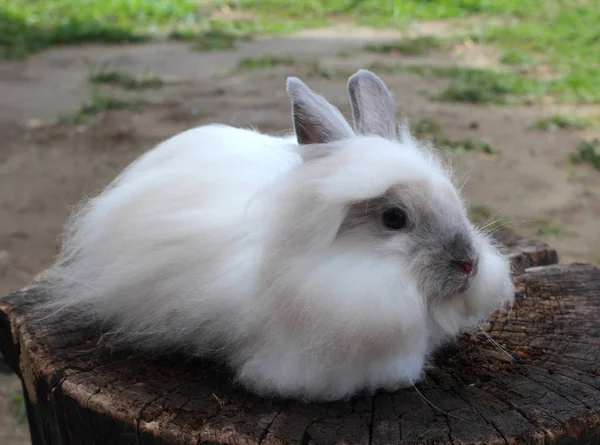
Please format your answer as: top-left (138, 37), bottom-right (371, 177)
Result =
top-left (382, 208), bottom-right (407, 230)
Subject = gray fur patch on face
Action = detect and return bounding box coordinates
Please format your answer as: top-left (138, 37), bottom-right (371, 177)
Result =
top-left (336, 182), bottom-right (478, 301)
top-left (338, 192), bottom-right (413, 239)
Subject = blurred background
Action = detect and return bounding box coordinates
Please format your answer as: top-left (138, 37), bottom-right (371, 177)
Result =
top-left (0, 1), bottom-right (599, 443)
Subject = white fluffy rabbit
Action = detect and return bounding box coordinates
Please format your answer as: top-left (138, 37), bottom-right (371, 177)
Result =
top-left (36, 69), bottom-right (514, 402)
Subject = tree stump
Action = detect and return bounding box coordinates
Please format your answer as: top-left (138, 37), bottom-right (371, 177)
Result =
top-left (3, 236), bottom-right (600, 445)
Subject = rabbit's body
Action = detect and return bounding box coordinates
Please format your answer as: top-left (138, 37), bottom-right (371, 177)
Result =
top-left (47, 124), bottom-right (302, 351)
top-left (37, 71), bottom-right (515, 402)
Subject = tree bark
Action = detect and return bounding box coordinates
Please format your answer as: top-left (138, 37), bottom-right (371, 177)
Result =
top-left (4, 238), bottom-right (600, 445)
top-left (493, 230), bottom-right (559, 274)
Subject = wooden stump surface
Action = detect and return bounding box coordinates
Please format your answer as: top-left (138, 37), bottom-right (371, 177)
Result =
top-left (493, 231), bottom-right (559, 275)
top-left (3, 236), bottom-right (600, 445)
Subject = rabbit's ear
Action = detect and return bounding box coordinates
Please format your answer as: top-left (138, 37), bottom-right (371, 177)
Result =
top-left (287, 77), bottom-right (354, 145)
top-left (348, 69), bottom-right (397, 140)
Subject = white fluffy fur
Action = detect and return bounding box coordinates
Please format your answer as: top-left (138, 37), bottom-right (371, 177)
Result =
top-left (39, 77), bottom-right (515, 402)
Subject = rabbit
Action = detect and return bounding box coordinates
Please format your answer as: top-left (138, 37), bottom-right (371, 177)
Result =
top-left (34, 69), bottom-right (515, 402)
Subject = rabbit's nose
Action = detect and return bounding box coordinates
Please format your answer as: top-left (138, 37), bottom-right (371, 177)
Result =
top-left (452, 260), bottom-right (474, 276)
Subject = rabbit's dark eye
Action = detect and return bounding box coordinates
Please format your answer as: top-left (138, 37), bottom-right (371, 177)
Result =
top-left (382, 208), bottom-right (408, 230)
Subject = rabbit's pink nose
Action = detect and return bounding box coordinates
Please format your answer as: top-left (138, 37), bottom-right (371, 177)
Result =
top-left (453, 260), bottom-right (473, 275)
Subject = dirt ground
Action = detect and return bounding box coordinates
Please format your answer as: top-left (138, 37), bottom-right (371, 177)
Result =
top-left (0, 24), bottom-right (599, 443)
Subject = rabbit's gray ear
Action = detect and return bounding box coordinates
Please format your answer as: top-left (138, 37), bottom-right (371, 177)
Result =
top-left (287, 77), bottom-right (354, 145)
top-left (348, 69), bottom-right (397, 140)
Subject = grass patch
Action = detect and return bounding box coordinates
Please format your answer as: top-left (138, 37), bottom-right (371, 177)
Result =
top-left (365, 62), bottom-right (547, 104)
top-left (10, 392), bottom-right (27, 425)
top-left (366, 61), bottom-right (427, 76)
top-left (168, 29), bottom-right (203, 42)
top-left (412, 118), bottom-right (499, 155)
top-left (237, 56), bottom-right (351, 79)
top-left (468, 205), bottom-right (505, 232)
top-left (0, 1), bottom-right (532, 59)
top-left (58, 91), bottom-right (144, 124)
top-left (482, 0), bottom-right (600, 103)
top-left (168, 21), bottom-right (254, 51)
top-left (365, 36), bottom-right (443, 56)
top-left (430, 66), bottom-right (546, 104)
top-left (193, 29), bottom-right (243, 51)
top-left (194, 34), bottom-right (236, 51)
top-left (335, 50), bottom-right (352, 58)
top-left (306, 62), bottom-right (353, 79)
top-left (90, 68), bottom-right (163, 90)
top-left (3, 0), bottom-right (599, 104)
top-left (569, 139), bottom-right (600, 170)
top-left (499, 49), bottom-right (535, 67)
top-left (536, 221), bottom-right (562, 237)
top-left (531, 114), bottom-right (589, 132)
top-left (1, 5), bottom-right (149, 59)
top-left (237, 55), bottom-right (354, 79)
top-left (469, 205), bottom-right (493, 221)
top-left (237, 55), bottom-right (299, 70)
top-left (0, 0), bottom-right (327, 58)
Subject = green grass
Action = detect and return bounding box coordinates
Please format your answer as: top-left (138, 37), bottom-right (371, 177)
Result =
top-left (238, 0), bottom-right (545, 28)
top-left (237, 55), bottom-right (299, 70)
top-left (366, 62), bottom-right (547, 104)
top-left (184, 29), bottom-right (248, 51)
top-left (90, 68), bottom-right (163, 90)
top-left (481, 1), bottom-right (600, 103)
top-left (306, 62), bottom-right (353, 79)
top-left (0, 3), bottom-right (150, 58)
top-left (469, 205), bottom-right (493, 222)
top-left (0, 0), bottom-right (326, 58)
top-left (335, 50), bottom-right (352, 58)
top-left (2, 1), bottom-right (599, 103)
top-left (195, 32), bottom-right (237, 51)
top-left (366, 62), bottom-right (427, 76)
top-left (430, 66), bottom-right (547, 104)
top-left (468, 205), bottom-right (506, 232)
top-left (536, 221), bottom-right (562, 237)
top-left (531, 114), bottom-right (590, 132)
top-left (499, 49), bottom-right (535, 67)
top-left (412, 118), bottom-right (499, 155)
top-left (10, 392), bottom-right (27, 425)
top-left (365, 36), bottom-right (443, 56)
top-left (58, 91), bottom-right (144, 124)
top-left (237, 55), bottom-right (351, 79)
top-left (569, 138), bottom-right (600, 170)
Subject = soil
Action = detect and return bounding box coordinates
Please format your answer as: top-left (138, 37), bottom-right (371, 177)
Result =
top-left (0, 23), bottom-right (599, 444)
